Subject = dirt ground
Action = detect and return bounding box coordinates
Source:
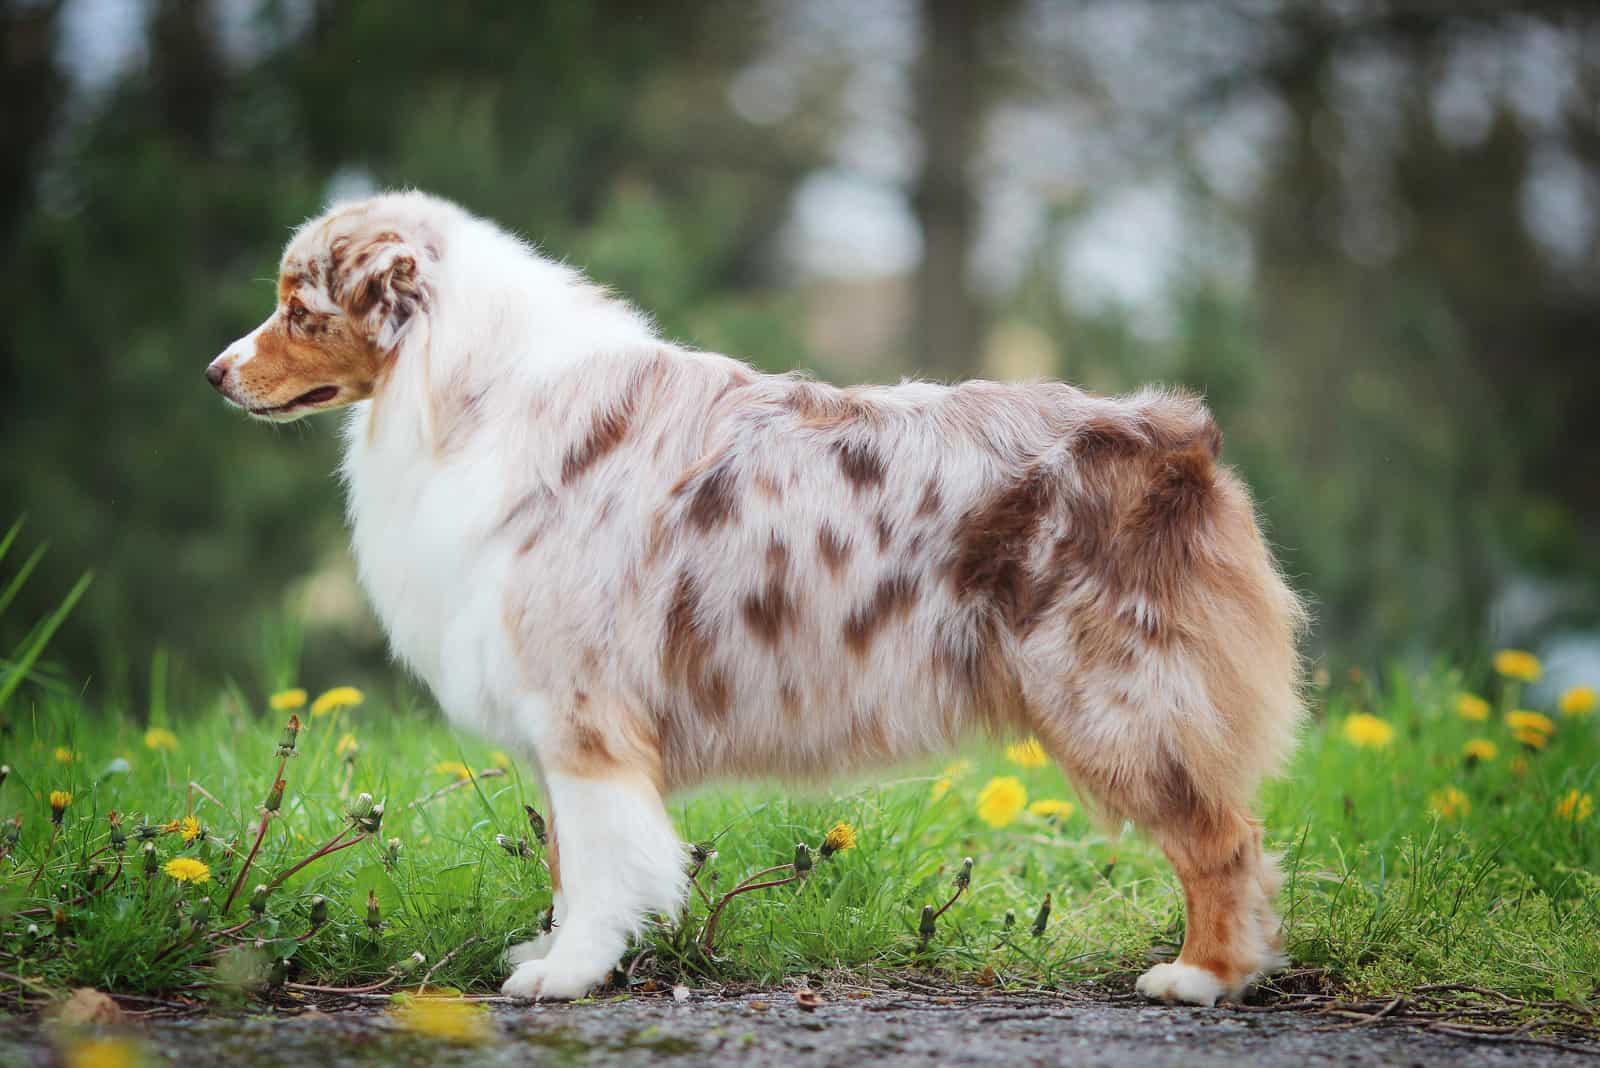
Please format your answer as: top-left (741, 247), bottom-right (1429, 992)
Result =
top-left (5, 988), bottom-right (1598, 1068)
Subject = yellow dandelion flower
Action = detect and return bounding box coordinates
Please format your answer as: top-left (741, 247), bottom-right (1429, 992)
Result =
top-left (269, 688), bottom-right (307, 711)
top-left (163, 857), bottom-right (211, 884)
top-left (433, 760), bottom-right (472, 781)
top-left (490, 750), bottom-right (512, 769)
top-left (1558, 686), bottom-right (1596, 718)
top-left (976, 776), bottom-right (1027, 828)
top-left (1493, 649), bottom-right (1541, 683)
top-left (179, 815), bottom-right (201, 843)
top-left (392, 995), bottom-right (493, 1044)
top-left (1506, 710), bottom-right (1555, 736)
top-left (1341, 714), bottom-right (1395, 749)
top-left (336, 732), bottom-right (359, 759)
top-left (144, 727), bottom-right (178, 751)
top-left (1428, 786), bottom-right (1470, 820)
top-left (1462, 739), bottom-right (1498, 763)
top-left (54, 746), bottom-right (76, 764)
top-left (1005, 738), bottom-right (1049, 769)
top-left (1455, 693), bottom-right (1490, 722)
top-left (1513, 727), bottom-right (1549, 751)
top-left (821, 822), bottom-right (856, 857)
top-left (310, 686), bottom-right (364, 717)
top-left (930, 759), bottom-right (971, 800)
top-left (1554, 789), bottom-right (1594, 823)
top-left (64, 1037), bottom-right (138, 1068)
top-left (49, 790), bottom-right (72, 823)
top-left (1029, 799), bottom-right (1075, 821)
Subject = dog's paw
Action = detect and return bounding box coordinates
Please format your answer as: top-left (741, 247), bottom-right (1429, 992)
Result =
top-left (499, 958), bottom-right (609, 1002)
top-left (506, 933), bottom-right (557, 966)
top-left (1135, 962), bottom-right (1229, 1007)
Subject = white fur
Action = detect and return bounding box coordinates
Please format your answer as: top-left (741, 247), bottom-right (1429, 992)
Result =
top-left (1136, 962), bottom-right (1229, 1007)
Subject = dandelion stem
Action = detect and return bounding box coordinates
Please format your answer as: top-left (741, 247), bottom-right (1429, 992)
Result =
top-left (223, 811), bottom-right (274, 915)
top-left (699, 864), bottom-right (799, 952)
top-left (265, 829), bottom-right (362, 891)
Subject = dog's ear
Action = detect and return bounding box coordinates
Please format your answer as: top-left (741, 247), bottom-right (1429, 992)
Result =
top-left (330, 230), bottom-right (427, 353)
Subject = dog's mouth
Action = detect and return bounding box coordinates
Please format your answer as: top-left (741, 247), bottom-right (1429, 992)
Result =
top-left (248, 385), bottom-right (340, 417)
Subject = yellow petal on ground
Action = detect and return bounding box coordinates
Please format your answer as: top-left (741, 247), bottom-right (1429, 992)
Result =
top-left (392, 995), bottom-right (494, 1044)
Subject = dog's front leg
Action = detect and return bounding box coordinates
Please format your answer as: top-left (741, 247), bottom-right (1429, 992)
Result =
top-left (501, 734), bottom-right (685, 1000)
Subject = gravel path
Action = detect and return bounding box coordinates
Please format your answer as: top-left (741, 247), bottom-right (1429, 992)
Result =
top-left (6, 989), bottom-right (1597, 1067)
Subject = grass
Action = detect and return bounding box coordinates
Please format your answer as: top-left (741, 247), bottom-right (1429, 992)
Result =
top-left (0, 527), bottom-right (1598, 1013)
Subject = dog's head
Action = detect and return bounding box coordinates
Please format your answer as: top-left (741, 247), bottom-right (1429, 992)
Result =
top-left (206, 198), bottom-right (433, 421)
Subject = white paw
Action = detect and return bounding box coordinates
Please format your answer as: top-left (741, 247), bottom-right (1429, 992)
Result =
top-left (499, 957), bottom-right (612, 1001)
top-left (506, 932), bottom-right (557, 966)
top-left (1135, 962), bottom-right (1229, 1007)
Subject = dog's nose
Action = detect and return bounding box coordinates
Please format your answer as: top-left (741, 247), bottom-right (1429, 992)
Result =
top-left (205, 362), bottom-right (226, 388)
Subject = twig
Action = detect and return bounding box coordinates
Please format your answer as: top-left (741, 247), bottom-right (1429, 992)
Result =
top-left (419, 936), bottom-right (480, 988)
top-left (406, 768), bottom-right (507, 809)
top-left (284, 976), bottom-right (396, 995)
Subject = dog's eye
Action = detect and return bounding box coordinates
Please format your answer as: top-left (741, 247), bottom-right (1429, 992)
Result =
top-left (287, 301), bottom-right (311, 328)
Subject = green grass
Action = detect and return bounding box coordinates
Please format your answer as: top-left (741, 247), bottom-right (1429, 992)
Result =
top-left (0, 523), bottom-right (1597, 1009)
top-left (1, 662), bottom-right (1596, 1007)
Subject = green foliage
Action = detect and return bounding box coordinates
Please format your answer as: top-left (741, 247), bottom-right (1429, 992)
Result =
top-left (0, 648), bottom-right (1595, 1004)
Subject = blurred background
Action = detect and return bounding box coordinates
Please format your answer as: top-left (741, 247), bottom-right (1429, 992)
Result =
top-left (2, 0), bottom-right (1597, 704)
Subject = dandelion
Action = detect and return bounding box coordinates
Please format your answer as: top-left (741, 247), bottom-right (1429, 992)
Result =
top-left (1428, 786), bottom-right (1470, 820)
top-left (53, 746), bottom-right (76, 763)
top-left (1462, 739), bottom-right (1498, 764)
top-left (144, 727), bottom-right (178, 751)
top-left (179, 815), bottom-right (201, 843)
top-left (163, 857), bottom-right (211, 884)
top-left (311, 685), bottom-right (364, 717)
top-left (433, 760), bottom-right (472, 781)
top-left (1506, 710), bottom-right (1555, 737)
top-left (1513, 728), bottom-right (1549, 751)
top-left (1342, 714), bottom-right (1395, 749)
top-left (930, 759), bottom-right (971, 800)
top-left (1005, 738), bottom-right (1049, 769)
top-left (49, 790), bottom-right (71, 823)
top-left (1493, 649), bottom-right (1541, 683)
top-left (1029, 799), bottom-right (1075, 822)
top-left (976, 776), bottom-right (1027, 828)
top-left (1455, 693), bottom-right (1490, 722)
top-left (1555, 789), bottom-right (1593, 822)
top-left (820, 822), bottom-right (856, 858)
top-left (392, 995), bottom-right (493, 1044)
top-left (336, 732), bottom-right (360, 759)
top-left (269, 688), bottom-right (307, 711)
top-left (490, 750), bottom-right (512, 769)
top-left (1558, 686), bottom-right (1596, 718)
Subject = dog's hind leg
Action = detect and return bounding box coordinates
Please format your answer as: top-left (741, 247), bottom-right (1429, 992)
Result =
top-left (1134, 801), bottom-right (1283, 1006)
top-left (501, 706), bottom-right (685, 1001)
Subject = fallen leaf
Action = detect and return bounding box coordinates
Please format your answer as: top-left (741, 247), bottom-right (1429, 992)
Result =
top-left (978, 965), bottom-right (996, 987)
top-left (748, 999), bottom-right (770, 1012)
top-left (672, 984), bottom-right (691, 1002)
top-left (795, 988), bottom-right (823, 1011)
top-left (51, 988), bottom-right (123, 1027)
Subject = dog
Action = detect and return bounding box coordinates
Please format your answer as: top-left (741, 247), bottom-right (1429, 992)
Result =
top-left (207, 191), bottom-right (1305, 1006)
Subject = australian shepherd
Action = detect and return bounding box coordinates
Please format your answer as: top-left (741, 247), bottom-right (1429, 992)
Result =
top-left (207, 191), bottom-right (1305, 1006)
